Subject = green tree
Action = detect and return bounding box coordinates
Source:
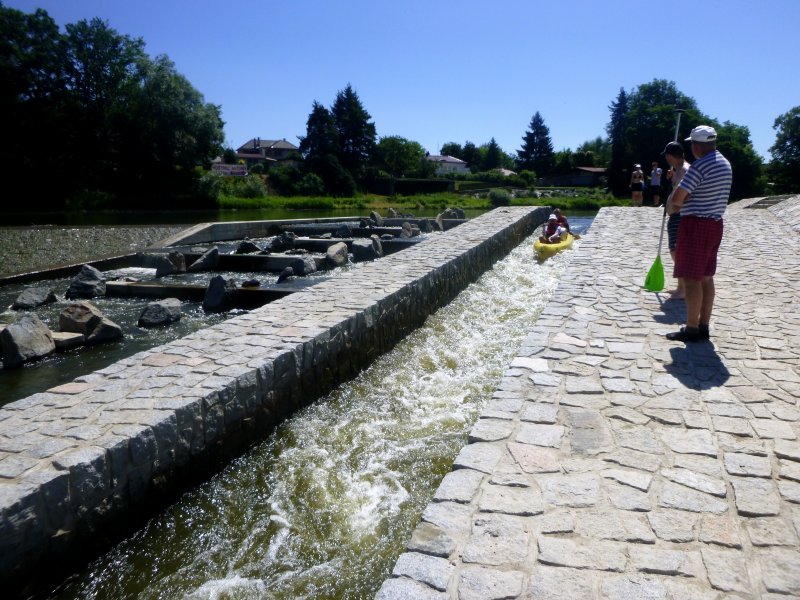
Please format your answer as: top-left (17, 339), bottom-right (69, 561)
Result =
top-left (298, 100), bottom-right (356, 196)
top-left (714, 121), bottom-right (765, 200)
top-left (376, 136), bottom-right (427, 179)
top-left (484, 137), bottom-right (503, 170)
top-left (517, 111), bottom-right (555, 175)
top-left (440, 142), bottom-right (463, 158)
top-left (768, 106), bottom-right (800, 193)
top-left (606, 88), bottom-right (630, 195)
top-left (462, 141), bottom-right (479, 171)
top-left (0, 5), bottom-right (69, 208)
top-left (1, 6), bottom-right (224, 208)
top-left (120, 55), bottom-right (224, 202)
top-left (331, 84), bottom-right (376, 185)
top-left (577, 136), bottom-right (610, 166)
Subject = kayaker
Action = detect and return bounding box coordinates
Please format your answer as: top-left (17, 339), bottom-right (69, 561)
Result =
top-left (665, 125), bottom-right (732, 343)
top-left (553, 208), bottom-right (570, 233)
top-left (539, 214), bottom-right (567, 244)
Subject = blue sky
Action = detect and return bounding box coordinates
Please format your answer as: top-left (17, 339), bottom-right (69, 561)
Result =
top-left (7, 0), bottom-right (799, 161)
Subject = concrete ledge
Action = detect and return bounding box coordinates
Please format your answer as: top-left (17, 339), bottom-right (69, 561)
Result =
top-left (0, 206), bottom-right (549, 591)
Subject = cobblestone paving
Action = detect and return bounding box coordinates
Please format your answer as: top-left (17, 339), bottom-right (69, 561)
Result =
top-left (378, 196), bottom-right (800, 599)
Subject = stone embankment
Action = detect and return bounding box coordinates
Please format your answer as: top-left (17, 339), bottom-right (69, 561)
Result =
top-left (0, 206), bottom-right (549, 593)
top-left (377, 195), bottom-right (800, 599)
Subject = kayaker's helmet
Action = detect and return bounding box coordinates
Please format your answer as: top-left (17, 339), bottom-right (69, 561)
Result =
top-left (548, 214), bottom-right (557, 221)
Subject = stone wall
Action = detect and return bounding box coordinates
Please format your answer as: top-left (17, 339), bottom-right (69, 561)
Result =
top-left (0, 206), bottom-right (549, 592)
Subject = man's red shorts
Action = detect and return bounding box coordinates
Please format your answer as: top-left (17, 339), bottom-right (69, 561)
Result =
top-left (673, 215), bottom-right (724, 280)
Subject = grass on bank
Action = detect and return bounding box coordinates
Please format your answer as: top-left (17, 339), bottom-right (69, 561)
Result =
top-left (217, 188), bottom-right (626, 213)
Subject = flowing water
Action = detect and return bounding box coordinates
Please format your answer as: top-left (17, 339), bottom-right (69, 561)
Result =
top-left (45, 218), bottom-right (590, 600)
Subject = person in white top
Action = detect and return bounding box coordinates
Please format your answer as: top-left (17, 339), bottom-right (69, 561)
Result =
top-left (649, 161), bottom-right (663, 206)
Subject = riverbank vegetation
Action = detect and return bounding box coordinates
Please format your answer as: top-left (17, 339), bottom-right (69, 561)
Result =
top-left (4, 4), bottom-right (797, 215)
top-left (215, 188), bottom-right (622, 213)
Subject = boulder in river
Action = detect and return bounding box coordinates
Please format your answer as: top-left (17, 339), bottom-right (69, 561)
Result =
top-left (276, 267), bottom-right (294, 283)
top-left (266, 232), bottom-right (296, 253)
top-left (370, 210), bottom-right (384, 226)
top-left (12, 287), bottom-right (58, 310)
top-left (59, 301), bottom-right (123, 345)
top-left (1, 313), bottom-right (56, 368)
top-left (352, 236), bottom-right (383, 262)
top-left (235, 238), bottom-right (262, 254)
top-left (326, 242), bottom-right (349, 268)
top-left (138, 298), bottom-right (182, 327)
top-left (291, 255), bottom-right (317, 276)
top-left (167, 251), bottom-right (187, 273)
top-left (65, 264), bottom-right (106, 299)
top-left (188, 246), bottom-right (220, 272)
top-left (203, 275), bottom-right (237, 312)
top-left (154, 255), bottom-right (178, 278)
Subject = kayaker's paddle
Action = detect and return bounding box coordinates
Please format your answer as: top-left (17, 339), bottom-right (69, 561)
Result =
top-left (644, 108), bottom-right (684, 292)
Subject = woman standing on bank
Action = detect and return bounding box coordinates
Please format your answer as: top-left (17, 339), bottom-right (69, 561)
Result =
top-left (630, 164), bottom-right (645, 207)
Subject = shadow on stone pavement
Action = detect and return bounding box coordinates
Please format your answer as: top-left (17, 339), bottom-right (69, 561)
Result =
top-left (666, 344), bottom-right (731, 390)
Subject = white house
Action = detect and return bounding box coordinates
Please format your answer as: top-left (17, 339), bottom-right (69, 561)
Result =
top-left (425, 154), bottom-right (470, 176)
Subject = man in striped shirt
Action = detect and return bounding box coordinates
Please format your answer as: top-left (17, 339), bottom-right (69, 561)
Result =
top-left (665, 125), bottom-right (733, 342)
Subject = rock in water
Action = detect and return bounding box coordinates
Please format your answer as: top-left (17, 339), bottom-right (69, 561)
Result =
top-left (188, 246), bottom-right (220, 272)
top-left (1, 313), bottom-right (55, 368)
top-left (352, 236), bottom-right (383, 261)
top-left (276, 267), bottom-right (295, 283)
top-left (65, 264), bottom-right (106, 299)
top-left (235, 238), bottom-right (261, 254)
top-left (59, 301), bottom-right (123, 344)
top-left (12, 287), bottom-right (58, 310)
top-left (203, 275), bottom-right (237, 312)
top-left (167, 251), bottom-right (187, 272)
top-left (326, 242), bottom-right (349, 268)
top-left (138, 298), bottom-right (182, 327)
top-left (154, 255), bottom-right (178, 277)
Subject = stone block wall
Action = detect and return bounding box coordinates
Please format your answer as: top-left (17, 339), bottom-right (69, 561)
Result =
top-left (0, 206), bottom-right (548, 592)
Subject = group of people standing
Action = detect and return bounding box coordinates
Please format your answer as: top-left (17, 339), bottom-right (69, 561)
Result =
top-left (662, 124), bottom-right (732, 343)
top-left (629, 126), bottom-right (732, 342)
top-left (629, 162), bottom-right (664, 207)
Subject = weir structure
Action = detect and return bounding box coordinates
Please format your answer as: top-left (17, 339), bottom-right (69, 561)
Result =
top-left (0, 206), bottom-right (550, 593)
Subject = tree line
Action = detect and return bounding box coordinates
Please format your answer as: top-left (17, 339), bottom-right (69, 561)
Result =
top-left (0, 3), bottom-right (224, 211)
top-left (2, 4), bottom-right (798, 212)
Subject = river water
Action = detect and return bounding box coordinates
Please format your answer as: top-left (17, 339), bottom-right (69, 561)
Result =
top-left (47, 217), bottom-right (591, 600)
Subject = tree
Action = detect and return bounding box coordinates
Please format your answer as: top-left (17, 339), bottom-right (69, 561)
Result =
top-left (517, 112), bottom-right (555, 175)
top-left (714, 121), bottom-right (765, 200)
top-left (1, 6), bottom-right (225, 209)
top-left (298, 100), bottom-right (356, 196)
top-left (440, 142), bottom-right (463, 158)
top-left (119, 55), bottom-right (224, 202)
top-left (768, 106), bottom-right (800, 193)
top-left (484, 138), bottom-right (503, 170)
top-left (298, 101), bottom-right (339, 166)
top-left (462, 142), bottom-right (479, 170)
top-left (330, 84), bottom-right (376, 185)
top-left (376, 136), bottom-right (427, 179)
top-left (0, 5), bottom-right (70, 208)
top-left (577, 136), bottom-right (610, 166)
top-left (606, 88), bottom-right (630, 195)
top-left (607, 81), bottom-right (699, 196)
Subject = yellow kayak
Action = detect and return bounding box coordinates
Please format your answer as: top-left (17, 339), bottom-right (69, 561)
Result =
top-left (534, 232), bottom-right (574, 260)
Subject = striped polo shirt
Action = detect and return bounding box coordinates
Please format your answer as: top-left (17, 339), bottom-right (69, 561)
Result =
top-left (678, 150), bottom-right (732, 220)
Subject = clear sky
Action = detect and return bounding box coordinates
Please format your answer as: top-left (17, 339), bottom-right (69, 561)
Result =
top-left (6, 0), bottom-right (799, 161)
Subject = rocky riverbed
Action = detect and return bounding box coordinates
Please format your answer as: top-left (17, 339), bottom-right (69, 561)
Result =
top-left (0, 226), bottom-right (187, 277)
